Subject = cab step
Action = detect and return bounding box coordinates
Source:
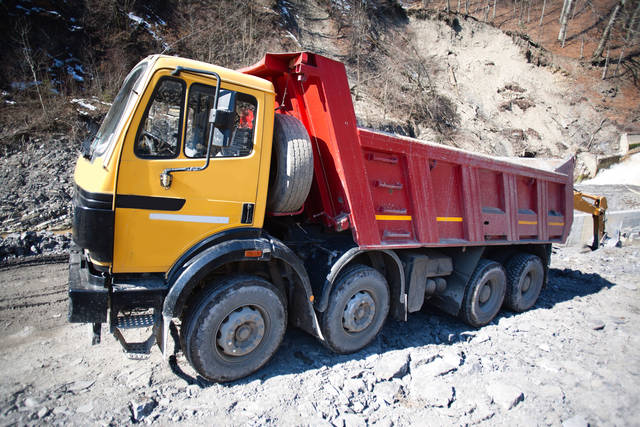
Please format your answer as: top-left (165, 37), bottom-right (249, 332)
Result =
top-left (111, 313), bottom-right (159, 359)
top-left (117, 313), bottom-right (155, 329)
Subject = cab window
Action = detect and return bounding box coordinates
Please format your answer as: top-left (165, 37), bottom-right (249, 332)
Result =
top-left (135, 78), bottom-right (185, 158)
top-left (185, 83), bottom-right (257, 158)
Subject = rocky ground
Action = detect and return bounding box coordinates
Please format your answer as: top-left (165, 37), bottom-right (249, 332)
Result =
top-left (0, 243), bottom-right (638, 426)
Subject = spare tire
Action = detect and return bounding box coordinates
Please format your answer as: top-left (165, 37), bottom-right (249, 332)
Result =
top-left (267, 114), bottom-right (314, 213)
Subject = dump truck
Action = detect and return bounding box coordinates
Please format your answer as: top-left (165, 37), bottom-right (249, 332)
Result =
top-left (69, 52), bottom-right (574, 382)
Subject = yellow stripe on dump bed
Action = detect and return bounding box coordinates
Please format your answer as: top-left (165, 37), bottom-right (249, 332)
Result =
top-left (518, 220), bottom-right (538, 225)
top-left (436, 217), bottom-right (463, 222)
top-left (375, 215), bottom-right (412, 221)
top-left (549, 222), bottom-right (565, 226)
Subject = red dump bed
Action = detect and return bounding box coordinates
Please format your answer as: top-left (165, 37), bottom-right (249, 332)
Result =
top-left (241, 52), bottom-right (574, 249)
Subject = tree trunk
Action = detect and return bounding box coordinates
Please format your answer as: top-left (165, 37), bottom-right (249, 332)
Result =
top-left (580, 37), bottom-right (584, 58)
top-left (592, 0), bottom-right (626, 60)
top-left (615, 45), bottom-right (625, 75)
top-left (446, 0), bottom-right (451, 12)
top-left (602, 47), bottom-right (610, 79)
top-left (493, 0), bottom-right (497, 18)
top-left (559, 0), bottom-right (569, 23)
top-left (539, 0), bottom-right (546, 25)
top-left (558, 0), bottom-right (574, 44)
top-left (626, 0), bottom-right (640, 42)
top-left (484, 0), bottom-right (490, 19)
top-left (465, 0), bottom-right (470, 14)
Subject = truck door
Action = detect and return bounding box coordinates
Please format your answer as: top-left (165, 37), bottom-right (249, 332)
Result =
top-left (113, 70), bottom-right (264, 273)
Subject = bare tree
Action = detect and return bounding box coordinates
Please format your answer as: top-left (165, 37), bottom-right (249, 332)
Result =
top-left (493, 0), bottom-right (498, 18)
top-left (602, 47), bottom-right (610, 79)
top-left (592, 0), bottom-right (627, 60)
top-left (18, 25), bottom-right (46, 116)
top-left (559, 0), bottom-right (569, 23)
top-left (558, 0), bottom-right (574, 46)
top-left (625, 0), bottom-right (640, 41)
top-left (539, 0), bottom-right (547, 25)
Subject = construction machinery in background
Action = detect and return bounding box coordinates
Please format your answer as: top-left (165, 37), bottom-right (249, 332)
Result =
top-left (573, 189), bottom-right (608, 250)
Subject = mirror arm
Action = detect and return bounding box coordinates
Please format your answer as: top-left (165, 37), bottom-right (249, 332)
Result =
top-left (161, 68), bottom-right (222, 189)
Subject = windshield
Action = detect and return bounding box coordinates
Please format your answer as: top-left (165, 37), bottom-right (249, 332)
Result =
top-left (90, 62), bottom-right (148, 159)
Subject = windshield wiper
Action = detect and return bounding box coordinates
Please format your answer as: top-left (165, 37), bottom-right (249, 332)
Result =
top-left (81, 138), bottom-right (93, 159)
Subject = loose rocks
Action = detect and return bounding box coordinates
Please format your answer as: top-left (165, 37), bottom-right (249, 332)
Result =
top-left (486, 382), bottom-right (525, 410)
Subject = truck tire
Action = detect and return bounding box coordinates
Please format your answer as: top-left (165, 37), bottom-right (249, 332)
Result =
top-left (460, 259), bottom-right (506, 328)
top-left (504, 253), bottom-right (544, 312)
top-left (320, 265), bottom-right (389, 354)
top-left (181, 275), bottom-right (287, 382)
top-left (267, 114), bottom-right (314, 213)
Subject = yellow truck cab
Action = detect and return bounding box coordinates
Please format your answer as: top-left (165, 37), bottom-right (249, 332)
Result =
top-left (73, 55), bottom-right (275, 272)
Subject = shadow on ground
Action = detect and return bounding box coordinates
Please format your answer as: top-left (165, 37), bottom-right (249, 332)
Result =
top-left (170, 267), bottom-right (614, 387)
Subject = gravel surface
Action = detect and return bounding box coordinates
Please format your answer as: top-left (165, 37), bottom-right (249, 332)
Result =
top-left (0, 138), bottom-right (76, 235)
top-left (0, 244), bottom-right (638, 426)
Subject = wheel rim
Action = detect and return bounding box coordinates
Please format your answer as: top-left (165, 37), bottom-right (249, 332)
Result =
top-left (521, 274), bottom-right (532, 293)
top-left (217, 306), bottom-right (265, 357)
top-left (475, 273), bottom-right (504, 316)
top-left (342, 291), bottom-right (376, 333)
top-left (479, 283), bottom-right (492, 304)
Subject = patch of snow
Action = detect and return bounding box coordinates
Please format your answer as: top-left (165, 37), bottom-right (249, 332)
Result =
top-left (66, 65), bottom-right (84, 82)
top-left (332, 0), bottom-right (352, 12)
top-left (127, 12), bottom-right (169, 50)
top-left (71, 99), bottom-right (97, 111)
top-left (14, 5), bottom-right (60, 17)
top-left (5, 100), bottom-right (17, 105)
top-left (278, 3), bottom-right (292, 19)
top-left (581, 153), bottom-right (640, 186)
top-left (285, 31), bottom-right (301, 46)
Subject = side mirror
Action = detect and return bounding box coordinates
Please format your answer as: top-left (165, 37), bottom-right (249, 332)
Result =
top-left (209, 109), bottom-right (235, 130)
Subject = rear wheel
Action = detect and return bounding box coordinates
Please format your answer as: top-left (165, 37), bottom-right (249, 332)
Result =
top-left (320, 265), bottom-right (389, 354)
top-left (182, 275), bottom-right (286, 382)
top-left (504, 253), bottom-right (544, 312)
top-left (460, 259), bottom-right (506, 328)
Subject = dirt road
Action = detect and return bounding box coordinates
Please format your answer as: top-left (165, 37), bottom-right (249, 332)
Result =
top-left (0, 245), bottom-right (638, 426)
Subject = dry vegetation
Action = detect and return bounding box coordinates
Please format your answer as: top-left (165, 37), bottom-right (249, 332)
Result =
top-left (0, 0), bottom-right (637, 153)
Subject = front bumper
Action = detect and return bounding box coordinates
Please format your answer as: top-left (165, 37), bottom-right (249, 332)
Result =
top-left (68, 245), bottom-right (108, 323)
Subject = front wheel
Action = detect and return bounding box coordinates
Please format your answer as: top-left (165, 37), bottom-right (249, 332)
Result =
top-left (182, 275), bottom-right (287, 382)
top-left (320, 265), bottom-right (390, 354)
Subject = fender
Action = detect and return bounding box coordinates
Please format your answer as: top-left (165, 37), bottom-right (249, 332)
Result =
top-left (161, 234), bottom-right (323, 356)
top-left (166, 227), bottom-right (262, 284)
top-left (316, 247), bottom-right (407, 321)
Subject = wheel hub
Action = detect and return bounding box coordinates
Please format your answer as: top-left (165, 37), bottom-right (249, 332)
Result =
top-left (217, 306), bottom-right (265, 356)
top-left (342, 291), bottom-right (376, 333)
top-left (521, 274), bottom-right (532, 293)
top-left (479, 283), bottom-right (492, 304)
